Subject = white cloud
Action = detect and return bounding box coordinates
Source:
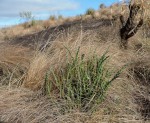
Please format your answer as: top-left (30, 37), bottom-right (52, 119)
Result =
top-left (0, 0), bottom-right (79, 17)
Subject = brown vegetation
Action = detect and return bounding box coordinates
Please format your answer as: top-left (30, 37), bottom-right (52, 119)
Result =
top-left (0, 1), bottom-right (150, 123)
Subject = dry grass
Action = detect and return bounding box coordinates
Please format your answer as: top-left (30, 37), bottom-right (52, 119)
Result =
top-left (0, 0), bottom-right (150, 40)
top-left (0, 45), bottom-right (31, 87)
top-left (0, 28), bottom-right (150, 122)
top-left (0, 2), bottom-right (150, 123)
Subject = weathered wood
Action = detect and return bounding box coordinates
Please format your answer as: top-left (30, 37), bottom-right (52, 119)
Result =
top-left (120, 15), bottom-right (125, 26)
top-left (120, 3), bottom-right (143, 49)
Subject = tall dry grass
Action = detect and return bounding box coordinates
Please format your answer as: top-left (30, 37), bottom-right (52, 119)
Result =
top-left (0, 29), bottom-right (149, 122)
top-left (0, 1), bottom-right (150, 122)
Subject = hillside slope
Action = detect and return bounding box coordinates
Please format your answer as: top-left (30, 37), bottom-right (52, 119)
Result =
top-left (0, 9), bottom-right (150, 123)
top-left (8, 19), bottom-right (114, 48)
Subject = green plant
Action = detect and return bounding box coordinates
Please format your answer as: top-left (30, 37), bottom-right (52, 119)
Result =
top-left (49, 15), bottom-right (56, 21)
top-left (44, 47), bottom-right (124, 112)
top-left (58, 15), bottom-right (63, 20)
top-left (99, 4), bottom-right (106, 9)
top-left (85, 8), bottom-right (95, 16)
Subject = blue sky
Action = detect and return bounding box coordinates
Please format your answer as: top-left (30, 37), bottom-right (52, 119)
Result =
top-left (0, 0), bottom-right (122, 28)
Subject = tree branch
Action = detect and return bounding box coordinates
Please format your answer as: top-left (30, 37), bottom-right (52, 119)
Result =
top-left (119, 3), bottom-right (143, 49)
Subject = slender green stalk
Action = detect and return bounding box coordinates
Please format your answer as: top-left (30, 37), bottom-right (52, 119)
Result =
top-left (44, 47), bottom-right (125, 112)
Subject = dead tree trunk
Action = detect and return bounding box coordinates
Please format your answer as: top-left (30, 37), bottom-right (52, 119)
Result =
top-left (120, 4), bottom-right (143, 49)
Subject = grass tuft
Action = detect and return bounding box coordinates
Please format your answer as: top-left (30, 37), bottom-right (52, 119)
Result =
top-left (44, 47), bottom-right (124, 112)
top-left (85, 8), bottom-right (95, 17)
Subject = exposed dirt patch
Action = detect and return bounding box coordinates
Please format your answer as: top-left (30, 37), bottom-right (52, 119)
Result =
top-left (8, 19), bottom-right (115, 48)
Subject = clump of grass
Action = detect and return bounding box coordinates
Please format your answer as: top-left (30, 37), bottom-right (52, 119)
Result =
top-left (30, 19), bottom-right (36, 26)
top-left (99, 4), bottom-right (106, 9)
top-left (58, 15), bottom-right (63, 20)
top-left (49, 15), bottom-right (56, 21)
top-left (85, 8), bottom-right (95, 17)
top-left (44, 47), bottom-right (124, 112)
